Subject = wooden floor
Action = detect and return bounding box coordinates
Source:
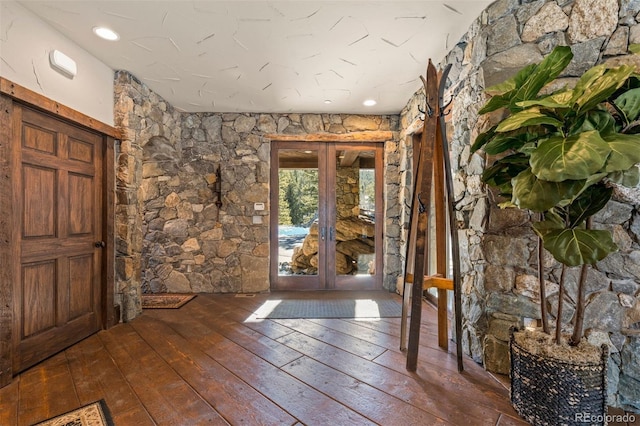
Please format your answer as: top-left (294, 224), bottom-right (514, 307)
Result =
top-left (0, 292), bottom-right (530, 425)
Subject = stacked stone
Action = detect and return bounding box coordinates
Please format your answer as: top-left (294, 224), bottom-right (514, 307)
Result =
top-left (400, 0), bottom-right (640, 411)
top-left (113, 80), bottom-right (401, 312)
top-left (289, 217), bottom-right (376, 275)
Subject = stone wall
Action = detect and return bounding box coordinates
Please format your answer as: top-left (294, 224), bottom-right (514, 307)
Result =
top-left (400, 0), bottom-right (640, 411)
top-left (114, 70), bottom-right (403, 316)
top-left (336, 162), bottom-right (360, 219)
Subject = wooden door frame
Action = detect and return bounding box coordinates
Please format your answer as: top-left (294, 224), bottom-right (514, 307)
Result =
top-left (268, 138), bottom-right (385, 291)
top-left (0, 78), bottom-right (118, 388)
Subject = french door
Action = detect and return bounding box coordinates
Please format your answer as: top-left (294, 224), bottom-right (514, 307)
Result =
top-left (270, 141), bottom-right (383, 290)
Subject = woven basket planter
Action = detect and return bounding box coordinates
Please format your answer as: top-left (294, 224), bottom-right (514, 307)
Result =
top-left (510, 332), bottom-right (608, 426)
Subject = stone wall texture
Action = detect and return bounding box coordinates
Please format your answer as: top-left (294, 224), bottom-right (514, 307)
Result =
top-left (113, 71), bottom-right (402, 316)
top-left (399, 0), bottom-right (640, 411)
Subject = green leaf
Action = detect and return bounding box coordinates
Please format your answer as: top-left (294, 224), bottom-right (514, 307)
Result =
top-left (579, 109), bottom-right (616, 136)
top-left (533, 228), bottom-right (618, 266)
top-left (573, 66), bottom-right (635, 114)
top-left (566, 184), bottom-right (613, 228)
top-left (484, 133), bottom-right (530, 155)
top-left (629, 44), bottom-right (640, 54)
top-left (478, 93), bottom-right (511, 114)
top-left (496, 108), bottom-right (563, 132)
top-left (482, 153), bottom-right (529, 187)
top-left (516, 90), bottom-right (573, 109)
top-left (614, 87), bottom-right (640, 123)
top-left (603, 133), bottom-right (640, 172)
top-left (486, 64), bottom-right (538, 96)
top-left (530, 131), bottom-right (611, 181)
top-left (511, 46), bottom-right (573, 104)
top-left (511, 169), bottom-right (585, 212)
top-left (607, 166), bottom-right (640, 187)
top-left (471, 125), bottom-right (497, 153)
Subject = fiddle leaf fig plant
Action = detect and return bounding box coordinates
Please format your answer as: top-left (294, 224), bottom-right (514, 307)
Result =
top-left (474, 45), bottom-right (640, 345)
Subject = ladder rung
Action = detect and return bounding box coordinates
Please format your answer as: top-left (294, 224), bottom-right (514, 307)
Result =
top-left (404, 274), bottom-right (453, 290)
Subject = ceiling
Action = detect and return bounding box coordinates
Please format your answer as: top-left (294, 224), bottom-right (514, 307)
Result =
top-left (19, 0), bottom-right (492, 114)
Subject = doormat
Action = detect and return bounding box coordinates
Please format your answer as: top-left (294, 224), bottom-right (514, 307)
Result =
top-left (33, 400), bottom-right (113, 426)
top-left (254, 298), bottom-right (402, 319)
top-left (141, 293), bottom-right (196, 309)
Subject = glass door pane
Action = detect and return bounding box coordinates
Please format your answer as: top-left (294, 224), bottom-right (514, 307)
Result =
top-left (331, 145), bottom-right (382, 290)
top-left (277, 149), bottom-right (319, 276)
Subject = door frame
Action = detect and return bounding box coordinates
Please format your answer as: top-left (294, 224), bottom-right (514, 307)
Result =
top-left (0, 78), bottom-right (118, 387)
top-left (269, 140), bottom-right (384, 291)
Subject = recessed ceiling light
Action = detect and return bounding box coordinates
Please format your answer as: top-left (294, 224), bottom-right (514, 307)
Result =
top-left (324, 100), bottom-right (332, 104)
top-left (363, 99), bottom-right (377, 106)
top-left (93, 26), bottom-right (119, 41)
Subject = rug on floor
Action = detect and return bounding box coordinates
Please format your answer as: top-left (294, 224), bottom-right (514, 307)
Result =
top-left (141, 293), bottom-right (196, 309)
top-left (254, 297), bottom-right (402, 319)
top-left (33, 400), bottom-right (113, 426)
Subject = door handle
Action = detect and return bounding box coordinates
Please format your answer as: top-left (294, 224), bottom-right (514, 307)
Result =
top-left (320, 227), bottom-right (326, 241)
top-left (95, 241), bottom-right (106, 248)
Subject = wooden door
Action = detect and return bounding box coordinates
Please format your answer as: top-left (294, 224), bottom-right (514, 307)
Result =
top-left (269, 142), bottom-right (383, 291)
top-left (12, 106), bottom-right (104, 372)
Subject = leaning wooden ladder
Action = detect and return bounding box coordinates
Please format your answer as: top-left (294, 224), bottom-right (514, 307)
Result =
top-left (400, 60), bottom-right (464, 373)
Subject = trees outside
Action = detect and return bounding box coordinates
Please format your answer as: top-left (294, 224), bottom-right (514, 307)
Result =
top-left (279, 169), bottom-right (319, 226)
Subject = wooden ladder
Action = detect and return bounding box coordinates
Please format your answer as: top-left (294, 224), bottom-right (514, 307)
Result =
top-left (400, 60), bottom-right (463, 373)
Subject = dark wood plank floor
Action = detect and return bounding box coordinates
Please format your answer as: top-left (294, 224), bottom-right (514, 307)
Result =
top-left (0, 292), bottom-right (531, 425)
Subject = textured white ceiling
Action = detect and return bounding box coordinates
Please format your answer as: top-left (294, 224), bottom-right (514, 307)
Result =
top-left (19, 1), bottom-right (491, 114)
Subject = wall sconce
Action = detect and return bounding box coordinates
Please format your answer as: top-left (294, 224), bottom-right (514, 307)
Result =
top-left (213, 165), bottom-right (223, 223)
top-left (49, 50), bottom-right (77, 79)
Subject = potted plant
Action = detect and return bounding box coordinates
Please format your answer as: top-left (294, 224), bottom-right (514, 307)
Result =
top-left (473, 45), bottom-right (640, 425)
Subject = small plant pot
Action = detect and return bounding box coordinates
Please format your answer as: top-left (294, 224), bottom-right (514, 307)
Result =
top-left (510, 332), bottom-right (608, 426)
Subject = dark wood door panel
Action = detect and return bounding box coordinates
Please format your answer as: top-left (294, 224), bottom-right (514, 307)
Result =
top-left (14, 105), bottom-right (103, 373)
top-left (21, 165), bottom-right (57, 239)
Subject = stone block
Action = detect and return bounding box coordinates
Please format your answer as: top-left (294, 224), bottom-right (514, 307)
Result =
top-left (487, 15), bottom-right (521, 56)
top-left (488, 316), bottom-right (519, 341)
top-left (483, 334), bottom-right (511, 375)
top-left (342, 115), bottom-right (379, 131)
top-left (487, 292), bottom-right (541, 319)
top-left (567, 0), bottom-right (618, 43)
top-left (165, 270), bottom-right (192, 293)
top-left (301, 114), bottom-right (324, 132)
top-left (480, 44), bottom-right (543, 88)
top-left (521, 2), bottom-right (567, 43)
top-left (484, 235), bottom-right (531, 268)
top-left (584, 291), bottom-right (625, 332)
top-left (487, 205), bottom-right (530, 232)
top-left (485, 264), bottom-right (515, 292)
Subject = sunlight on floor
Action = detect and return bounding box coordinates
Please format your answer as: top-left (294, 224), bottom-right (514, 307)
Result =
top-left (244, 298), bottom-right (389, 323)
top-left (244, 299), bottom-right (282, 323)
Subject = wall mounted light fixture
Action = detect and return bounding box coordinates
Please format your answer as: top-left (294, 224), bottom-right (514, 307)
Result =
top-left (213, 166), bottom-right (223, 224)
top-left (49, 50), bottom-right (77, 79)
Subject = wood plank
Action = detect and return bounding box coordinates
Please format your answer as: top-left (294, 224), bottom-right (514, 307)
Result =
top-left (168, 298), bottom-right (304, 368)
top-left (17, 352), bottom-right (79, 426)
top-left (282, 355), bottom-right (448, 425)
top-left (153, 306), bottom-right (376, 425)
top-left (273, 318), bottom-right (387, 360)
top-left (0, 78), bottom-right (120, 138)
top-left (433, 97), bottom-right (450, 350)
top-left (64, 334), bottom-right (154, 426)
top-left (276, 330), bottom-right (502, 425)
top-left (0, 377), bottom-right (19, 425)
top-left (264, 130), bottom-right (392, 142)
top-left (196, 295), bottom-right (299, 340)
top-left (0, 94), bottom-right (14, 387)
top-left (373, 349), bottom-right (517, 415)
top-left (131, 315), bottom-right (298, 426)
top-left (98, 323), bottom-right (228, 425)
top-left (102, 136), bottom-right (116, 328)
top-left (339, 150), bottom-right (360, 167)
